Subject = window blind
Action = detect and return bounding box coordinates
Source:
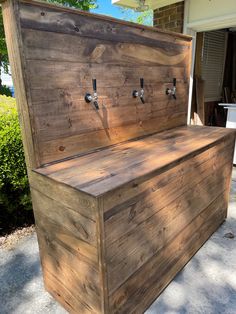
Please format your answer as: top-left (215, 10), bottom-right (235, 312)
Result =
top-left (201, 30), bottom-right (227, 102)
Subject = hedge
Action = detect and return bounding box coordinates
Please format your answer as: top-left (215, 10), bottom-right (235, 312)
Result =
top-left (0, 95), bottom-right (32, 232)
top-left (0, 85), bottom-right (13, 97)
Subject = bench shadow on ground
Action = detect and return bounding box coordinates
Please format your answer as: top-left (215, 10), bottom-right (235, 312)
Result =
top-left (0, 252), bottom-right (38, 313)
top-left (146, 213), bottom-right (236, 314)
top-left (0, 235), bottom-right (59, 314)
top-left (145, 176), bottom-right (236, 313)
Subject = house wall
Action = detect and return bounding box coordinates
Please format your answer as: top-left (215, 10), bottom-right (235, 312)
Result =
top-left (153, 1), bottom-right (184, 33)
top-left (152, 0), bottom-right (236, 126)
top-left (187, 0), bottom-right (236, 27)
top-left (114, 0), bottom-right (236, 33)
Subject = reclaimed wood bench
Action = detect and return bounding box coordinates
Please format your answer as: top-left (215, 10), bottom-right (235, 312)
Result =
top-left (31, 124), bottom-right (235, 314)
top-left (2, 0), bottom-right (235, 313)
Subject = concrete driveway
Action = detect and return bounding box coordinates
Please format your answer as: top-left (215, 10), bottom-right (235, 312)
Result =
top-left (1, 169), bottom-right (236, 314)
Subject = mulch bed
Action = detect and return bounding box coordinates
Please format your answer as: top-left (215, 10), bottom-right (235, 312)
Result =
top-left (0, 206), bottom-right (35, 248)
top-left (0, 205), bottom-right (34, 236)
top-left (0, 205), bottom-right (35, 248)
top-left (0, 225), bottom-right (35, 249)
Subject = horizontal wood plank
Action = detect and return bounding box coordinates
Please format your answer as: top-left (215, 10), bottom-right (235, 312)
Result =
top-left (44, 270), bottom-right (98, 314)
top-left (29, 171), bottom-right (97, 219)
top-left (37, 230), bottom-right (101, 313)
top-left (36, 126), bottom-right (235, 196)
top-left (103, 134), bottom-right (234, 212)
top-left (31, 188), bottom-right (97, 246)
top-left (104, 139), bottom-right (233, 243)
top-left (19, 1), bottom-right (191, 47)
top-left (22, 29), bottom-right (189, 66)
top-left (109, 191), bottom-right (228, 313)
top-left (105, 157), bottom-right (233, 293)
top-left (34, 207), bottom-right (98, 263)
top-left (26, 61), bottom-right (188, 90)
top-left (3, 1), bottom-right (235, 314)
top-left (34, 101), bottom-right (186, 140)
top-left (16, 0), bottom-right (190, 165)
top-left (38, 115), bottom-right (187, 165)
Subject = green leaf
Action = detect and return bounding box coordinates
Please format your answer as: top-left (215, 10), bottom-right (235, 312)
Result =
top-left (119, 7), bottom-right (153, 26)
top-left (0, 0), bottom-right (97, 79)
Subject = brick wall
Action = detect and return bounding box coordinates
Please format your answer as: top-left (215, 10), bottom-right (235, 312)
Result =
top-left (153, 1), bottom-right (184, 33)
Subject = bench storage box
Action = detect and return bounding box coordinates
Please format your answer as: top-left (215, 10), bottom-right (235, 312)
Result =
top-left (2, 0), bottom-right (235, 313)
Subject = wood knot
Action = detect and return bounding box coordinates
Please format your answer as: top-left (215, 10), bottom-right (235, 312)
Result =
top-left (41, 11), bottom-right (45, 16)
top-left (59, 146), bottom-right (65, 151)
top-left (91, 44), bottom-right (106, 61)
top-left (128, 207), bottom-right (136, 222)
top-left (74, 25), bottom-right (80, 32)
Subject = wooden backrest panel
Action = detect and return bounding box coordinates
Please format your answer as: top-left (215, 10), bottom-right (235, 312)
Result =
top-left (2, 0), bottom-right (192, 167)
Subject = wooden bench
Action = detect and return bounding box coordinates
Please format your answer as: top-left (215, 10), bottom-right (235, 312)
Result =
top-left (31, 124), bottom-right (235, 314)
top-left (2, 0), bottom-right (235, 313)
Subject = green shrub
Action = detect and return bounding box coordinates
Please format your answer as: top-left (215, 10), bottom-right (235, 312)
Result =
top-left (0, 85), bottom-right (12, 97)
top-left (0, 95), bottom-right (32, 233)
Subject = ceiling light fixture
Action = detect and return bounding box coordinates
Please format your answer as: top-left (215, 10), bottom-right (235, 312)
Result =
top-left (135, 0), bottom-right (149, 12)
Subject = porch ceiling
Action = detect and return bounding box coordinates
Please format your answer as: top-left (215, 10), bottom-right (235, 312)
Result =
top-left (111, 0), bottom-right (182, 10)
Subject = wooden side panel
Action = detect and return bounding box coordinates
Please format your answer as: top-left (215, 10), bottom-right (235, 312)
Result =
top-left (10, 0), bottom-right (191, 165)
top-left (36, 229), bottom-right (101, 314)
top-left (109, 192), bottom-right (228, 314)
top-left (1, 0), bottom-right (38, 168)
top-left (30, 184), bottom-right (103, 313)
top-left (29, 171), bottom-right (97, 220)
top-left (104, 138), bottom-right (234, 313)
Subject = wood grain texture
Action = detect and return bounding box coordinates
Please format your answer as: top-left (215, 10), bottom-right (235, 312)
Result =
top-left (36, 125), bottom-right (235, 197)
top-left (96, 197), bottom-right (109, 313)
top-left (104, 136), bottom-right (234, 241)
top-left (33, 200), bottom-right (98, 266)
top-left (32, 131), bottom-right (234, 314)
top-left (2, 1), bottom-right (235, 314)
top-left (22, 29), bottom-right (190, 64)
top-left (19, 0), bottom-right (191, 44)
top-left (29, 171), bottom-right (97, 219)
top-left (195, 77), bottom-right (205, 125)
top-left (109, 191), bottom-right (228, 314)
top-left (102, 134), bottom-right (234, 212)
top-left (31, 183), bottom-right (104, 313)
top-left (1, 0), bottom-right (39, 168)
top-left (32, 189), bottom-right (97, 247)
top-left (105, 148), bottom-right (233, 293)
top-left (38, 114), bottom-right (187, 164)
top-left (10, 0), bottom-right (191, 165)
top-left (36, 229), bottom-right (101, 313)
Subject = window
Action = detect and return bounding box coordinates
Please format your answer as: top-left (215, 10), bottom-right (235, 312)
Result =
top-left (201, 30), bottom-right (228, 102)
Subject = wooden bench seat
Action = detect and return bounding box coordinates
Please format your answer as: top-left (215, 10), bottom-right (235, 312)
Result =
top-left (35, 125), bottom-right (234, 197)
top-left (3, 0), bottom-right (235, 312)
top-left (29, 123), bottom-right (235, 314)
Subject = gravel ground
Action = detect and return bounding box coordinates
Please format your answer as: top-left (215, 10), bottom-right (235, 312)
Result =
top-left (0, 226), bottom-right (35, 249)
top-left (0, 169), bottom-right (236, 314)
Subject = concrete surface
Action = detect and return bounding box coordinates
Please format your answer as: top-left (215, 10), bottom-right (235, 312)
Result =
top-left (0, 168), bottom-right (236, 314)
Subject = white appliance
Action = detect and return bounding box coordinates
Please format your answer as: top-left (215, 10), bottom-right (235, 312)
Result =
top-left (219, 103), bottom-right (236, 164)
